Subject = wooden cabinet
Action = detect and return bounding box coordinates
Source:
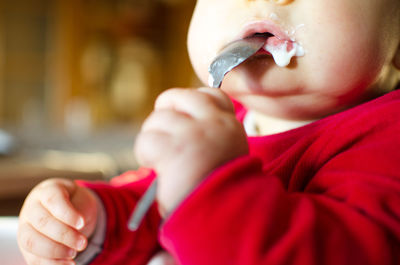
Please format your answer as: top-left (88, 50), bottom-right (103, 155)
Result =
top-left (0, 0), bottom-right (197, 128)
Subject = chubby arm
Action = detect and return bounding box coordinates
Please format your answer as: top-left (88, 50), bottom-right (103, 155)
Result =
top-left (160, 155), bottom-right (400, 265)
top-left (155, 98), bottom-right (400, 265)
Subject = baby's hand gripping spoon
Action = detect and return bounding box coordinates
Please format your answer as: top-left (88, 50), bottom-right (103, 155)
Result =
top-left (128, 35), bottom-right (267, 231)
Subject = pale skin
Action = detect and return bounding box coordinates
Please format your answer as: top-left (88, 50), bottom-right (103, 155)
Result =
top-left (18, 179), bottom-right (97, 265)
top-left (18, 0), bottom-right (400, 264)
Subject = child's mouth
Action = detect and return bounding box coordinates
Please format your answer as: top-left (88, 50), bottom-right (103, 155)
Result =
top-left (239, 21), bottom-right (305, 67)
top-left (248, 32), bottom-right (305, 67)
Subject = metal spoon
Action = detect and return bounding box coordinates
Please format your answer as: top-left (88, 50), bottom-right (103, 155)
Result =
top-left (208, 35), bottom-right (268, 88)
top-left (128, 178), bottom-right (158, 230)
top-left (128, 35), bottom-right (267, 231)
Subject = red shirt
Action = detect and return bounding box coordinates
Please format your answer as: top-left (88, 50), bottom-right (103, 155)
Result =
top-left (80, 90), bottom-right (400, 265)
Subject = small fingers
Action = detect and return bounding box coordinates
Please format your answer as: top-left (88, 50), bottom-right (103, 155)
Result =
top-left (28, 202), bottom-right (87, 251)
top-left (38, 183), bottom-right (84, 230)
top-left (141, 109), bottom-right (192, 134)
top-left (21, 250), bottom-right (75, 265)
top-left (154, 88), bottom-right (233, 119)
top-left (197, 87), bottom-right (235, 113)
top-left (18, 222), bottom-right (77, 260)
top-left (134, 130), bottom-right (172, 168)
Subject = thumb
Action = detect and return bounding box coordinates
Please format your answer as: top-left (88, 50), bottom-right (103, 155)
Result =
top-left (197, 87), bottom-right (235, 113)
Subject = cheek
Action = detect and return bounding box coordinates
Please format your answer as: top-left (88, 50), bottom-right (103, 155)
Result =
top-left (187, 3), bottom-right (229, 84)
top-left (188, 19), bottom-right (216, 85)
top-left (188, 1), bottom-right (252, 86)
top-left (187, 35), bottom-right (210, 85)
top-left (303, 27), bottom-right (387, 102)
top-left (301, 0), bottom-right (399, 98)
top-left (309, 43), bottom-right (381, 88)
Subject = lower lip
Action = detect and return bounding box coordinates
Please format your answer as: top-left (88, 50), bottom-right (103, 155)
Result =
top-left (254, 37), bottom-right (295, 55)
top-left (253, 36), bottom-right (305, 67)
top-left (265, 36), bottom-right (295, 51)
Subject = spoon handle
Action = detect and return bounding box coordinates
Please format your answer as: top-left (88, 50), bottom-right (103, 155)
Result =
top-left (128, 178), bottom-right (158, 231)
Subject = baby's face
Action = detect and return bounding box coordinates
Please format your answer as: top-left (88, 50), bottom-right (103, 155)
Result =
top-left (188, 0), bottom-right (400, 120)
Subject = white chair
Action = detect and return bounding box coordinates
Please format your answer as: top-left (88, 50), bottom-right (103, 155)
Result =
top-left (0, 217), bottom-right (26, 265)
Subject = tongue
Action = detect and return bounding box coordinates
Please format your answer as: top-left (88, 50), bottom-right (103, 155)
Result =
top-left (263, 36), bottom-right (305, 67)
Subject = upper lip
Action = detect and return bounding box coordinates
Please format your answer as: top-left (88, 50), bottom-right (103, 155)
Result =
top-left (238, 20), bottom-right (292, 42)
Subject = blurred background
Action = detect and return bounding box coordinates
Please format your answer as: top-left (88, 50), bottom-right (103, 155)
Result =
top-left (0, 0), bottom-right (198, 216)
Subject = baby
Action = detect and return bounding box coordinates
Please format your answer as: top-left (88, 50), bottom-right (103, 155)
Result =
top-left (18, 0), bottom-right (400, 265)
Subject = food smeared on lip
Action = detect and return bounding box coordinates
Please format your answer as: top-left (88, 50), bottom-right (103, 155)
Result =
top-left (251, 32), bottom-right (305, 67)
top-left (264, 36), bottom-right (305, 67)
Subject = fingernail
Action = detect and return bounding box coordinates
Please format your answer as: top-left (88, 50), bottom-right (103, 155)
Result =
top-left (77, 236), bottom-right (87, 251)
top-left (75, 217), bottom-right (84, 230)
top-left (69, 248), bottom-right (77, 258)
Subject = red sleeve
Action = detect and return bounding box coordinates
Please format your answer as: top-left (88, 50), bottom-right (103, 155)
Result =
top-left (160, 154), bottom-right (400, 265)
top-left (77, 169), bottom-right (162, 265)
top-left (159, 100), bottom-right (400, 265)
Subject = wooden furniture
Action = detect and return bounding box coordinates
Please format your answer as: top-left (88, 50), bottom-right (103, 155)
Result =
top-left (0, 0), bottom-right (197, 127)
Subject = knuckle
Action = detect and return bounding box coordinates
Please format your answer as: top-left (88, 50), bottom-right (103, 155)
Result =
top-left (43, 190), bottom-right (58, 206)
top-left (17, 225), bottom-right (34, 252)
top-left (59, 228), bottom-right (72, 244)
top-left (51, 245), bottom-right (71, 259)
top-left (198, 87), bottom-right (232, 109)
top-left (60, 208), bottom-right (72, 223)
top-left (23, 234), bottom-right (35, 252)
top-left (212, 113), bottom-right (238, 131)
top-left (50, 247), bottom-right (59, 258)
top-left (43, 186), bottom-right (69, 209)
top-left (37, 216), bottom-right (50, 230)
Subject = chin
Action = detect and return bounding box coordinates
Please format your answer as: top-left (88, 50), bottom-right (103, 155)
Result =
top-left (221, 74), bottom-right (305, 100)
top-left (233, 91), bottom-right (344, 121)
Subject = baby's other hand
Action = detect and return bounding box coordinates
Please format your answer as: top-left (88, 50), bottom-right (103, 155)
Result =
top-left (134, 87), bottom-right (249, 216)
top-left (18, 178), bottom-right (98, 265)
